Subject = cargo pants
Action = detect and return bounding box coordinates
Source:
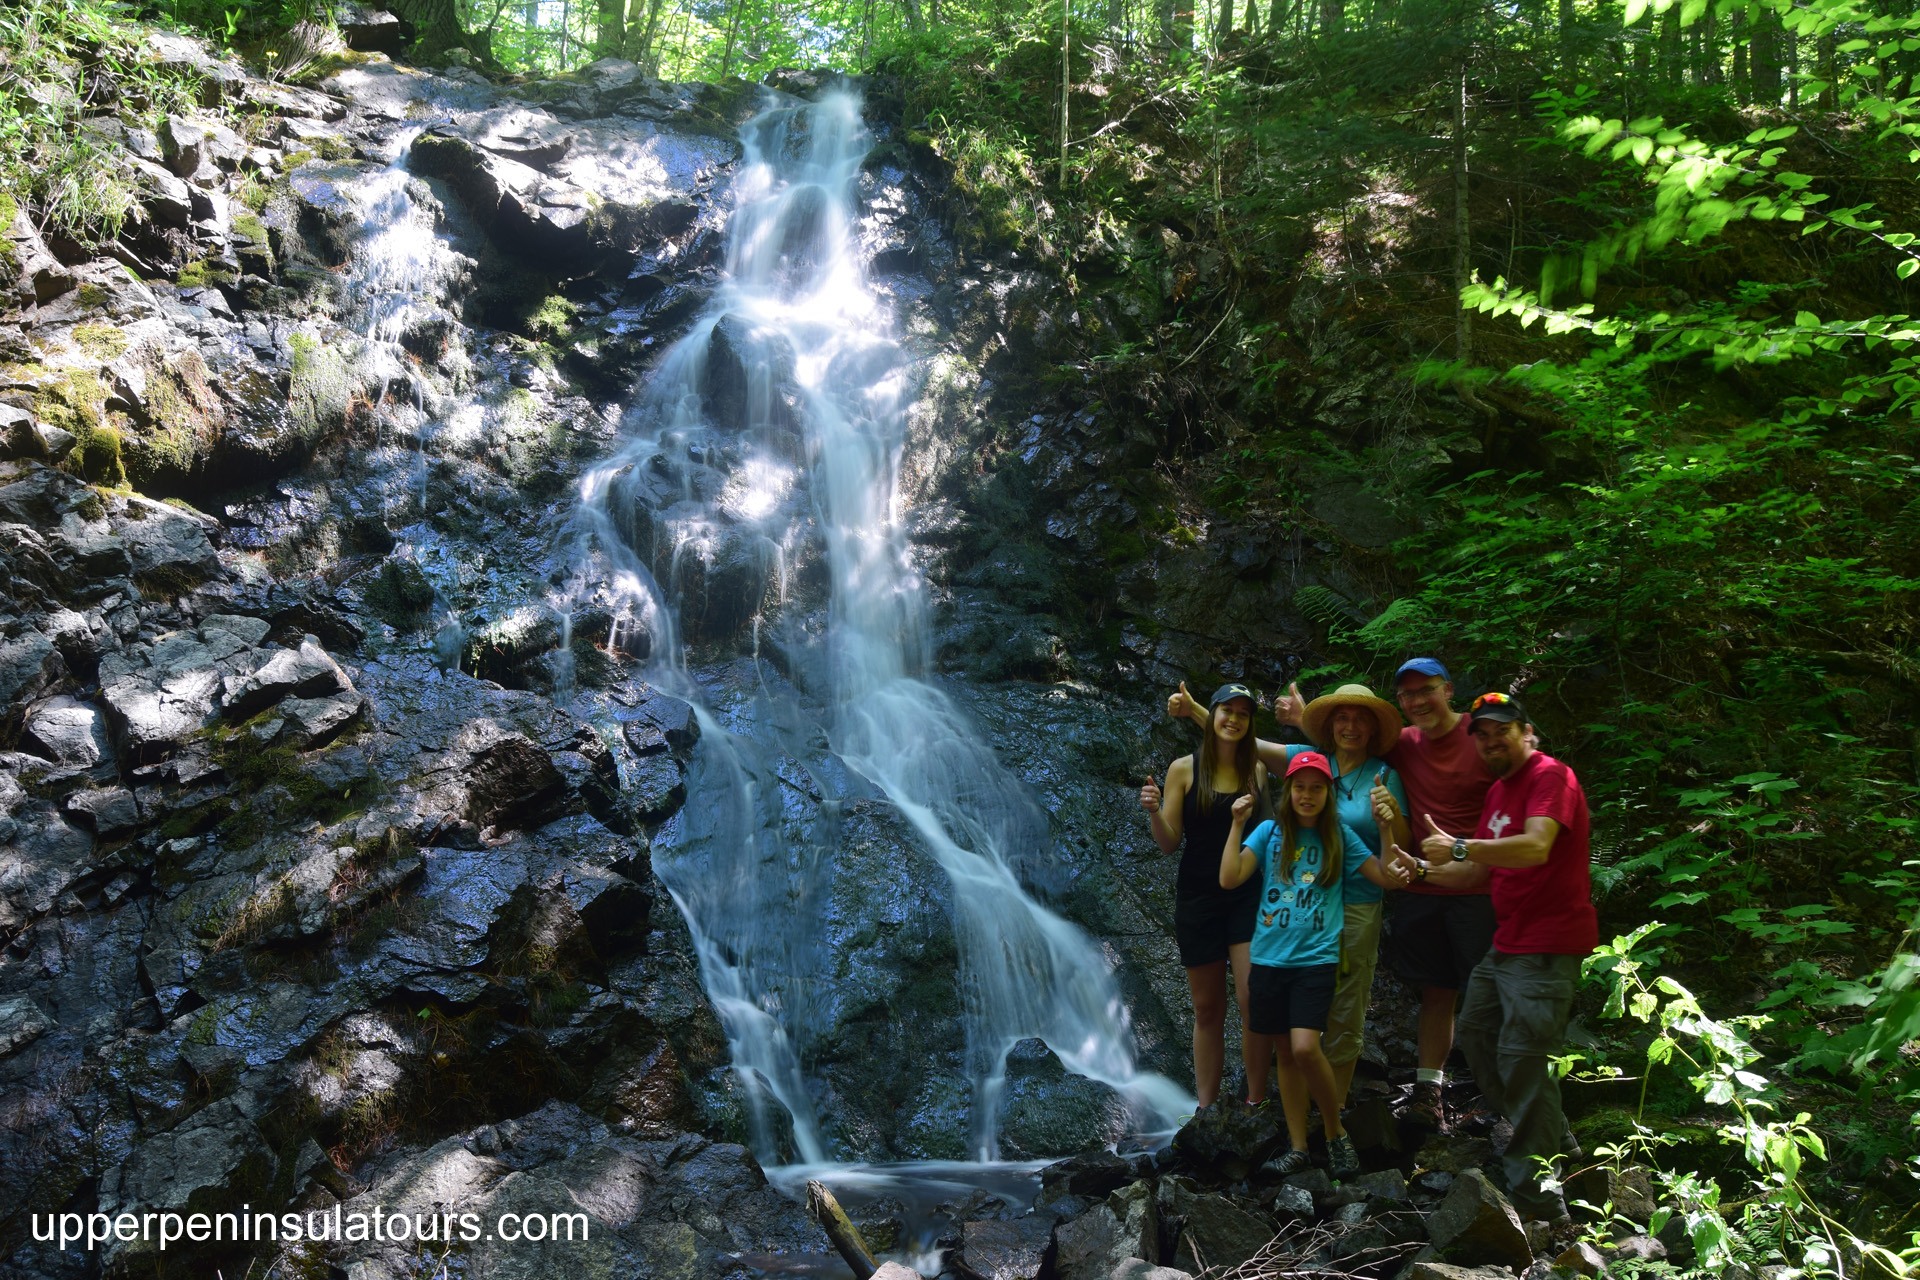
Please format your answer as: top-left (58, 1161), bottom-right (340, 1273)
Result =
top-left (1455, 949), bottom-right (1581, 1222)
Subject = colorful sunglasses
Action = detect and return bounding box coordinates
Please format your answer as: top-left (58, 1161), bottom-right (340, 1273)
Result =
top-left (1470, 692), bottom-right (1513, 711)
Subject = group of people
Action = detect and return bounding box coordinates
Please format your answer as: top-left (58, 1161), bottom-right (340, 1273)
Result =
top-left (1139, 659), bottom-right (1595, 1242)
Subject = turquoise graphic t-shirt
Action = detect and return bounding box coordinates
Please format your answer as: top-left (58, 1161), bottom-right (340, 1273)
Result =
top-left (1279, 745), bottom-right (1406, 906)
top-left (1241, 820), bottom-right (1374, 967)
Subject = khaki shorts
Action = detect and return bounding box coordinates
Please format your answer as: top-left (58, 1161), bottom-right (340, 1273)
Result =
top-left (1324, 901), bottom-right (1383, 1066)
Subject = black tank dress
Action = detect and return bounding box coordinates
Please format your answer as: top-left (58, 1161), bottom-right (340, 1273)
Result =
top-left (1172, 755), bottom-right (1261, 969)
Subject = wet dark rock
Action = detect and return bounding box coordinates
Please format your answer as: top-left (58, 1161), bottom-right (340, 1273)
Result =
top-left (341, 4), bottom-right (415, 52)
top-left (0, 993), bottom-right (53, 1060)
top-left (63, 785), bottom-right (140, 836)
top-left (1345, 1094), bottom-right (1405, 1156)
top-left (1327, 1167), bottom-right (1409, 1209)
top-left (222, 634), bottom-right (353, 719)
top-left (1414, 1132), bottom-right (1498, 1175)
top-left (1655, 1211), bottom-right (1695, 1264)
top-left (463, 732), bottom-right (568, 833)
top-left (1171, 1099), bottom-right (1285, 1181)
top-left (1268, 1183), bottom-right (1314, 1222)
top-left (1610, 1234), bottom-right (1666, 1262)
top-left (1039, 1150), bottom-right (1134, 1203)
top-left (277, 689), bottom-right (366, 748)
top-left (1112, 1262), bottom-right (1193, 1280)
top-left (1169, 1192), bottom-right (1275, 1274)
top-left (1427, 1168), bottom-right (1533, 1271)
top-left (959, 1216), bottom-right (1055, 1280)
top-left (1052, 1180), bottom-right (1157, 1280)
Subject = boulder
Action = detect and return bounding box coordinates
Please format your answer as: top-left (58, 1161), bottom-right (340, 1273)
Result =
top-left (0, 631), bottom-right (63, 714)
top-left (64, 786), bottom-right (140, 837)
top-left (221, 635), bottom-right (352, 720)
top-left (278, 690), bottom-right (365, 749)
top-left (340, 4), bottom-right (415, 52)
top-left (114, 497), bottom-right (221, 580)
top-left (1053, 1181), bottom-right (1156, 1280)
top-left (1038, 1150), bottom-right (1133, 1204)
top-left (1345, 1095), bottom-right (1405, 1156)
top-left (1328, 1167), bottom-right (1409, 1208)
top-left (1610, 1235), bottom-right (1666, 1262)
top-left (1404, 1265), bottom-right (1520, 1280)
top-left (131, 155), bottom-right (194, 227)
top-left (23, 695), bottom-right (112, 769)
top-left (0, 805), bottom-right (92, 931)
top-left (0, 994), bottom-right (53, 1057)
top-left (1269, 1184), bottom-right (1314, 1223)
top-left (1171, 1100), bottom-right (1285, 1180)
top-left (464, 733), bottom-right (567, 832)
top-left (161, 113), bottom-right (213, 180)
top-left (959, 1217), bottom-right (1055, 1280)
top-left (1565, 1165), bottom-right (1656, 1225)
top-left (1555, 1241), bottom-right (1608, 1276)
top-left (1655, 1211), bottom-right (1695, 1264)
top-left (1170, 1194), bottom-right (1275, 1274)
top-left (1414, 1132), bottom-right (1497, 1175)
top-left (100, 627), bottom-right (253, 763)
top-left (1112, 1262), bottom-right (1192, 1280)
top-left (870, 1265), bottom-right (925, 1280)
top-left (1426, 1169), bottom-right (1533, 1272)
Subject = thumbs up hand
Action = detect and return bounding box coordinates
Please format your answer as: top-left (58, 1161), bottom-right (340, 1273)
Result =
top-left (1421, 813), bottom-right (1456, 860)
top-left (1166, 681), bottom-right (1202, 724)
top-left (1370, 777), bottom-right (1399, 827)
top-left (1381, 839), bottom-right (1416, 886)
top-left (1140, 775), bottom-right (1163, 814)
top-left (1274, 681), bottom-right (1306, 727)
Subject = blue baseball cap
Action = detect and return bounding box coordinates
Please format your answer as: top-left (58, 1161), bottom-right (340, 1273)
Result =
top-left (1395, 658), bottom-right (1450, 682)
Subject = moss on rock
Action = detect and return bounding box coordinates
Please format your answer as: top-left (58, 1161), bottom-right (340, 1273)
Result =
top-left (287, 330), bottom-right (353, 440)
top-left (72, 324), bottom-right (129, 361)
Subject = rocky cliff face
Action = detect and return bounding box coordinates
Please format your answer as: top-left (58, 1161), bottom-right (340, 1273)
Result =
top-left (0, 32), bottom-right (1430, 1280)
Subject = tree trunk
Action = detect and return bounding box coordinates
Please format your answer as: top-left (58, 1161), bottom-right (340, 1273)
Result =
top-left (1786, 17), bottom-right (1799, 107)
top-left (1750, 7), bottom-right (1781, 103)
top-left (719, 0), bottom-right (746, 73)
top-left (1267, 0), bottom-right (1287, 40)
top-left (900, 0), bottom-right (925, 31)
top-left (1156, 0), bottom-right (1176, 49)
top-left (1701, 7), bottom-right (1721, 84)
top-left (386, 0), bottom-right (469, 62)
top-left (1453, 46), bottom-right (1471, 362)
top-left (1107, 0), bottom-right (1125, 37)
top-left (1060, 0), bottom-right (1070, 186)
top-left (1217, 0), bottom-right (1235, 45)
top-left (1731, 7), bottom-right (1747, 100)
top-left (596, 0), bottom-right (624, 57)
top-left (1557, 0), bottom-right (1575, 81)
top-left (1659, 5), bottom-right (1679, 86)
top-left (633, 0), bottom-right (668, 66)
top-left (1319, 0), bottom-right (1341, 36)
top-left (1817, 27), bottom-right (1834, 106)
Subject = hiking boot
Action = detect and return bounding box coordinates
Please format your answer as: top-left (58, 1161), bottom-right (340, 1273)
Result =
top-left (1396, 1081), bottom-right (1446, 1131)
top-left (1548, 1216), bottom-right (1580, 1253)
top-left (1262, 1147), bottom-right (1312, 1178)
top-left (1326, 1133), bottom-right (1361, 1180)
top-left (1561, 1124), bottom-right (1584, 1161)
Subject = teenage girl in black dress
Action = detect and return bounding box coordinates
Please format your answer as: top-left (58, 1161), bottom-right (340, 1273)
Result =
top-left (1140, 683), bottom-right (1272, 1107)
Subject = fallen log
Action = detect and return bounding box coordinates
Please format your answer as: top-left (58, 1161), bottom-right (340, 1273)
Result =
top-left (806, 1179), bottom-right (876, 1280)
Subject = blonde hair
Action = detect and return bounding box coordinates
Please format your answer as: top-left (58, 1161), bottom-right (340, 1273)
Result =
top-left (1276, 772), bottom-right (1341, 884)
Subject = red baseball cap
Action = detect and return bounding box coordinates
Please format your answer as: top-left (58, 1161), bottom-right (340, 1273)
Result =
top-left (1285, 751), bottom-right (1333, 780)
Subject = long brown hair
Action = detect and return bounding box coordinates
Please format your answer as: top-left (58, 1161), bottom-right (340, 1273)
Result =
top-left (1276, 772), bottom-right (1342, 885)
top-left (1196, 701), bottom-right (1259, 814)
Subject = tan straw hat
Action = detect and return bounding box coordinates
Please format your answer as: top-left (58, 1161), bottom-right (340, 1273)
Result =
top-left (1302, 683), bottom-right (1403, 757)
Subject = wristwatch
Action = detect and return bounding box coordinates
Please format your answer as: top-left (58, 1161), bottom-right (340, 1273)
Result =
top-left (1414, 864), bottom-right (1429, 881)
top-left (1450, 837), bottom-right (1470, 862)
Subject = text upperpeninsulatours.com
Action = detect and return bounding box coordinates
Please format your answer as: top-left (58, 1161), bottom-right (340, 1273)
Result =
top-left (34, 1205), bottom-right (592, 1252)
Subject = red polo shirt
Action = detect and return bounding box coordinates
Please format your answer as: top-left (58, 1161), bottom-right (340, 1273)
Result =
top-left (1478, 750), bottom-right (1597, 955)
top-left (1387, 714), bottom-right (1496, 896)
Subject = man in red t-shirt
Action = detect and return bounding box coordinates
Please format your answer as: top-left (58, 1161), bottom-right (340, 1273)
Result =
top-left (1416, 691), bottom-right (1596, 1237)
top-left (1275, 657), bottom-right (1496, 1131)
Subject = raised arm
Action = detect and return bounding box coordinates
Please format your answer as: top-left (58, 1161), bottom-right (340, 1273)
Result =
top-left (1168, 681), bottom-right (1296, 772)
top-left (1220, 794), bottom-right (1260, 889)
top-left (1141, 756), bottom-right (1193, 853)
top-left (1420, 812), bottom-right (1560, 869)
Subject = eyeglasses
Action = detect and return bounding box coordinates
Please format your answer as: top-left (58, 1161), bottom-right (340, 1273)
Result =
top-left (1395, 683), bottom-right (1445, 704)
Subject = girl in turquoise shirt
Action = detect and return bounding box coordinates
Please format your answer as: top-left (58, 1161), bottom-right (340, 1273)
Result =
top-left (1223, 751), bottom-right (1407, 1180)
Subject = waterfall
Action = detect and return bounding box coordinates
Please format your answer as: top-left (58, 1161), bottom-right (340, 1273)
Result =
top-left (567, 87), bottom-right (1191, 1164)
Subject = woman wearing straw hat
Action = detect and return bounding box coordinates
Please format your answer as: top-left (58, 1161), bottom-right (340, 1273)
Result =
top-left (1171, 681), bottom-right (1412, 1108)
top-left (1140, 683), bottom-right (1272, 1108)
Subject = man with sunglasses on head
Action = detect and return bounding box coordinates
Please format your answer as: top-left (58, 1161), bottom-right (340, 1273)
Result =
top-left (1413, 691), bottom-right (1595, 1247)
top-left (1274, 658), bottom-right (1496, 1132)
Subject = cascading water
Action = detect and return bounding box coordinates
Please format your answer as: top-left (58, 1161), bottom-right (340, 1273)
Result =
top-left (565, 87), bottom-right (1192, 1166)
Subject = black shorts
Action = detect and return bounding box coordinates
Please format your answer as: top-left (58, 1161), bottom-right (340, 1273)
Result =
top-left (1247, 963), bottom-right (1338, 1035)
top-left (1387, 892), bottom-right (1497, 993)
top-left (1174, 889), bottom-right (1257, 969)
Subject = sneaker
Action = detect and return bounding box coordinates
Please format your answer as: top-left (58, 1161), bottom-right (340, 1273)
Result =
top-left (1326, 1133), bottom-right (1361, 1180)
top-left (1396, 1080), bottom-right (1446, 1132)
top-left (1262, 1147), bottom-right (1312, 1178)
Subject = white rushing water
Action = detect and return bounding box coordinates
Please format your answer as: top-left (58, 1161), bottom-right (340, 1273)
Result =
top-left (565, 87), bottom-right (1191, 1163)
